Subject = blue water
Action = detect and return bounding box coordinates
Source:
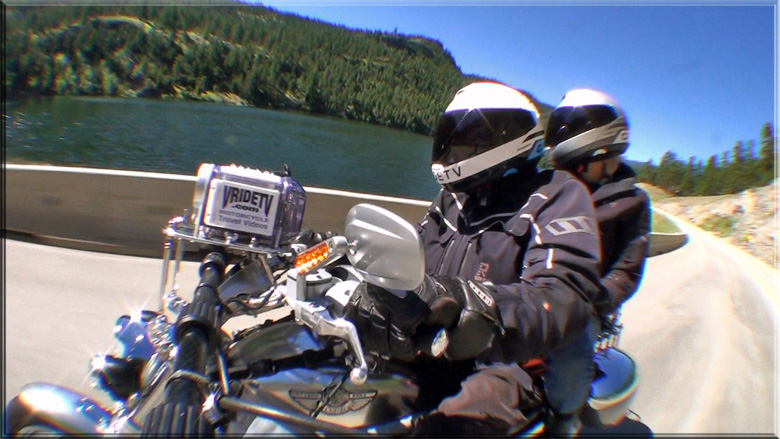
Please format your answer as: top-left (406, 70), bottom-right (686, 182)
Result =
top-left (5, 96), bottom-right (441, 201)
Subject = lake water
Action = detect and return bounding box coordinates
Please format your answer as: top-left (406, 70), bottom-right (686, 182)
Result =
top-left (5, 96), bottom-right (441, 201)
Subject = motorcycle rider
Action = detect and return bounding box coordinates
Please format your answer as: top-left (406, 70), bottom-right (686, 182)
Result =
top-left (345, 82), bottom-right (602, 435)
top-left (544, 88), bottom-right (651, 322)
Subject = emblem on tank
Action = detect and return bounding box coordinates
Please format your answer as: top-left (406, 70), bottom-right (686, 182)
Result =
top-left (290, 385), bottom-right (378, 415)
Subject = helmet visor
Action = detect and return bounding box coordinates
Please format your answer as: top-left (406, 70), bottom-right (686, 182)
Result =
top-left (544, 105), bottom-right (618, 147)
top-left (432, 108), bottom-right (537, 166)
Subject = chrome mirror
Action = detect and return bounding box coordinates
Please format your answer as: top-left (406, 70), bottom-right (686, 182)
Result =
top-left (344, 203), bottom-right (425, 291)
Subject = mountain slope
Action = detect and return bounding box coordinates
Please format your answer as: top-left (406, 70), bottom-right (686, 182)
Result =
top-left (5, 4), bottom-right (553, 135)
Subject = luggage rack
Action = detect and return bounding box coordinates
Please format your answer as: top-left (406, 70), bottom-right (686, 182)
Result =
top-left (164, 215), bottom-right (286, 256)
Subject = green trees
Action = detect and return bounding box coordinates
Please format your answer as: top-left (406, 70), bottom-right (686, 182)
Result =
top-left (759, 123), bottom-right (776, 183)
top-left (5, 4), bottom-right (480, 135)
top-left (633, 123), bottom-right (777, 196)
top-left (694, 155), bottom-right (719, 196)
top-left (678, 156), bottom-right (694, 196)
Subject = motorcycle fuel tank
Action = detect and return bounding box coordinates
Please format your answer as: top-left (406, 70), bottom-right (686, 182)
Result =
top-left (226, 320), bottom-right (420, 430)
top-left (237, 366), bottom-right (420, 432)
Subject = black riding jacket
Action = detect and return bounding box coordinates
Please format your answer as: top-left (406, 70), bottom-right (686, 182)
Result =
top-left (417, 169), bottom-right (602, 363)
top-left (588, 163), bottom-right (651, 316)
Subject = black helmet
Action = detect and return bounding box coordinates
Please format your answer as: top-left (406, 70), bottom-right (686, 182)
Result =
top-left (545, 88), bottom-right (629, 170)
top-left (431, 82), bottom-right (546, 193)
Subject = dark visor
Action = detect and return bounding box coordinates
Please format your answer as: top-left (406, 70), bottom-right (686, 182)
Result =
top-left (544, 105), bottom-right (618, 147)
top-left (432, 108), bottom-right (537, 166)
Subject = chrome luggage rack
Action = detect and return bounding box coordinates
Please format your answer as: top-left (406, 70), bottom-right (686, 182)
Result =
top-left (164, 215), bottom-right (288, 255)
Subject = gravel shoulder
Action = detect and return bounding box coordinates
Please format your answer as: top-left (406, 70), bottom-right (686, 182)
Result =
top-left (641, 182), bottom-right (778, 267)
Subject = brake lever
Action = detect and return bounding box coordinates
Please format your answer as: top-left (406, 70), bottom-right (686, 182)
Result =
top-left (281, 278), bottom-right (368, 385)
top-left (291, 299), bottom-right (368, 385)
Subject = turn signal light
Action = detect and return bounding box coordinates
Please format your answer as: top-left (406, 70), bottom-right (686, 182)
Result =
top-left (295, 241), bottom-right (331, 274)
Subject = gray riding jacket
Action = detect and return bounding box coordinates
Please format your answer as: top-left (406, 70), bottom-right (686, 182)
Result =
top-left (417, 169), bottom-right (602, 363)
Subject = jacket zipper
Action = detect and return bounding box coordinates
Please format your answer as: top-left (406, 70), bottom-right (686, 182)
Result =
top-left (437, 238), bottom-right (456, 276)
top-left (458, 241), bottom-right (473, 276)
top-left (438, 235), bottom-right (473, 278)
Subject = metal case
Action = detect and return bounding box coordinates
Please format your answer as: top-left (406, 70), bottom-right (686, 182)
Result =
top-left (191, 163), bottom-right (306, 248)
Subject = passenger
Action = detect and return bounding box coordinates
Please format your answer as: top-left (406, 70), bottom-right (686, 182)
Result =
top-left (345, 82), bottom-right (602, 435)
top-left (544, 88), bottom-right (651, 326)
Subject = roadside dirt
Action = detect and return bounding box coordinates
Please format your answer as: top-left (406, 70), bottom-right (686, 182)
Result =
top-left (644, 182), bottom-right (778, 267)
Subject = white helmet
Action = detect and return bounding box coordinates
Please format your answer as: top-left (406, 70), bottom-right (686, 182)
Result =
top-left (431, 82), bottom-right (546, 193)
top-left (545, 89), bottom-right (629, 169)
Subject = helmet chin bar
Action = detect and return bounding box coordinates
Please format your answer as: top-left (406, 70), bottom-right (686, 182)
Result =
top-left (442, 169), bottom-right (496, 194)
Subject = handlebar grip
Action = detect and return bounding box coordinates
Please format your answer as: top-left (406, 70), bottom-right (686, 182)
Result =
top-left (175, 252), bottom-right (225, 348)
top-left (175, 290), bottom-right (220, 349)
top-left (142, 252), bottom-right (225, 437)
top-left (142, 325), bottom-right (213, 436)
top-left (142, 401), bottom-right (214, 438)
top-left (165, 327), bottom-right (210, 403)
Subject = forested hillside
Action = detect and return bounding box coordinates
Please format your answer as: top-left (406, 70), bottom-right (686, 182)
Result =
top-left (4, 4), bottom-right (552, 135)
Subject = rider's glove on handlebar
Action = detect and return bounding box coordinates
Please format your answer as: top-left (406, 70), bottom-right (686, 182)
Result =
top-left (344, 275), bottom-right (503, 362)
top-left (420, 275), bottom-right (504, 361)
top-left (343, 281), bottom-right (432, 362)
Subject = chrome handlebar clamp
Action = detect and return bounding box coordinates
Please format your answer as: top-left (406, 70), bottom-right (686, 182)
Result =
top-left (159, 217), bottom-right (288, 317)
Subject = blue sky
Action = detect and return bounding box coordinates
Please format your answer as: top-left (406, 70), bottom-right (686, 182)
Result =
top-left (257, 1), bottom-right (776, 164)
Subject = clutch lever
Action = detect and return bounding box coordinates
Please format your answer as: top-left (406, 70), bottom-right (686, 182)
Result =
top-left (299, 303), bottom-right (368, 385)
top-left (282, 282), bottom-right (368, 386)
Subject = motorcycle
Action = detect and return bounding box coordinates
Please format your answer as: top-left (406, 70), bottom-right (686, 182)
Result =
top-left (4, 163), bottom-right (638, 437)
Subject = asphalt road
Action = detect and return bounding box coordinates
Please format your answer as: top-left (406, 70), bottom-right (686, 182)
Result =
top-left (617, 211), bottom-right (777, 435)
top-left (3, 213), bottom-right (777, 435)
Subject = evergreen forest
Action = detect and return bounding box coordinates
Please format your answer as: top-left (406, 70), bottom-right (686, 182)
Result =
top-left (633, 122), bottom-right (776, 196)
top-left (5, 3), bottom-right (775, 196)
top-left (4, 4), bottom-right (551, 136)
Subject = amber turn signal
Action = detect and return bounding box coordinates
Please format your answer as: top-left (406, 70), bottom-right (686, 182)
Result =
top-left (295, 241), bottom-right (331, 274)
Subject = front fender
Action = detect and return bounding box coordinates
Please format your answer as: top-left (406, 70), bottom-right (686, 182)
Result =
top-left (4, 382), bottom-right (112, 436)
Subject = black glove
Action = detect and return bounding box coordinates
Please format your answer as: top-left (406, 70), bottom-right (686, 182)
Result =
top-left (421, 276), bottom-right (503, 361)
top-left (343, 281), bottom-right (433, 362)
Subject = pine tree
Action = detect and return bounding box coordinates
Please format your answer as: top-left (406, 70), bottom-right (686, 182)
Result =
top-left (730, 141), bottom-right (749, 192)
top-left (695, 155), bottom-right (719, 196)
top-left (679, 156), bottom-right (694, 196)
top-left (759, 123), bottom-right (776, 184)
